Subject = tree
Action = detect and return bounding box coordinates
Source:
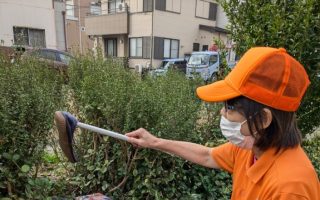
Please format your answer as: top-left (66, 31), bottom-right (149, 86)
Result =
top-left (218, 0), bottom-right (320, 135)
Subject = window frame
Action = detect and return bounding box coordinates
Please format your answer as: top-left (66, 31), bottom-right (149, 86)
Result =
top-left (155, 0), bottom-right (181, 14)
top-left (143, 0), bottom-right (153, 12)
top-left (193, 43), bottom-right (200, 51)
top-left (66, 0), bottom-right (78, 20)
top-left (105, 38), bottom-right (117, 57)
top-left (195, 0), bottom-right (218, 21)
top-left (154, 37), bottom-right (180, 60)
top-left (13, 26), bottom-right (46, 48)
top-left (129, 37), bottom-right (143, 58)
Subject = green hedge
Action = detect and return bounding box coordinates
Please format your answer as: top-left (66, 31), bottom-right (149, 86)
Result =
top-left (0, 57), bottom-right (65, 198)
top-left (65, 56), bottom-right (232, 199)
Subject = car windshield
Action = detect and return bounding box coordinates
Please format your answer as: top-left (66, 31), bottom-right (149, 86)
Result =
top-left (59, 53), bottom-right (72, 65)
top-left (188, 54), bottom-right (210, 65)
top-left (163, 61), bottom-right (175, 69)
top-left (159, 61), bottom-right (169, 69)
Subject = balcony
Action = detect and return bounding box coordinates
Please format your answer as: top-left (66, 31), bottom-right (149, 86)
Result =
top-left (85, 8), bottom-right (128, 36)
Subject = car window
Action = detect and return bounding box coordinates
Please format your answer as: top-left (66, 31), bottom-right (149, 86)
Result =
top-left (160, 61), bottom-right (169, 68)
top-left (188, 54), bottom-right (209, 65)
top-left (165, 61), bottom-right (174, 69)
top-left (209, 55), bottom-right (218, 65)
top-left (58, 53), bottom-right (71, 65)
top-left (38, 50), bottom-right (57, 61)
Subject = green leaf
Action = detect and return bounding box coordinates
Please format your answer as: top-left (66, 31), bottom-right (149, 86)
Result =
top-left (133, 169), bottom-right (138, 176)
top-left (12, 154), bottom-right (20, 161)
top-left (21, 165), bottom-right (30, 173)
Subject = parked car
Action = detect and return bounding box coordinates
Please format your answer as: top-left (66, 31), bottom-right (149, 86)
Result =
top-left (186, 51), bottom-right (220, 82)
top-left (21, 48), bottom-right (73, 82)
top-left (151, 58), bottom-right (187, 77)
top-left (22, 48), bottom-right (73, 69)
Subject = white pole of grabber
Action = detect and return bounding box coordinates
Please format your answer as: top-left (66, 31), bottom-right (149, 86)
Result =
top-left (77, 122), bottom-right (128, 142)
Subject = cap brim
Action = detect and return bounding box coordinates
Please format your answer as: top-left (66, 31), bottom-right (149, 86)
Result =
top-left (196, 80), bottom-right (241, 102)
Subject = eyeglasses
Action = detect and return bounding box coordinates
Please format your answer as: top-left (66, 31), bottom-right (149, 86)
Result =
top-left (224, 102), bottom-right (236, 111)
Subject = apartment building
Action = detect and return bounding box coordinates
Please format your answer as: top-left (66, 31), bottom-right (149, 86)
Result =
top-left (0, 0), bottom-right (65, 50)
top-left (84, 0), bottom-right (235, 68)
top-left (65, 0), bottom-right (95, 53)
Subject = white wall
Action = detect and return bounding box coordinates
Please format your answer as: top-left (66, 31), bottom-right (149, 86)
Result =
top-left (216, 3), bottom-right (228, 29)
top-left (54, 0), bottom-right (66, 51)
top-left (153, 0), bottom-right (218, 58)
top-left (129, 12), bottom-right (153, 37)
top-left (0, 0), bottom-right (57, 48)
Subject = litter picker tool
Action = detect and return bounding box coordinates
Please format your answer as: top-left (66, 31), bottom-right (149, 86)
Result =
top-left (54, 111), bottom-right (128, 163)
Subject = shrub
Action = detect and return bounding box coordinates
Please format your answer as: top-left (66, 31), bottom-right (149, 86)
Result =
top-left (303, 137), bottom-right (320, 176)
top-left (0, 58), bottom-right (65, 198)
top-left (65, 56), bottom-right (232, 199)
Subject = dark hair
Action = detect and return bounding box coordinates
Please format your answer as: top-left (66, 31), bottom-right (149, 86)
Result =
top-left (226, 96), bottom-right (302, 152)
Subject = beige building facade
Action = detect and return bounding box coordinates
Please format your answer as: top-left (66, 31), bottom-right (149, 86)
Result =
top-left (85, 0), bottom-right (234, 68)
top-left (0, 0), bottom-right (58, 49)
top-left (65, 0), bottom-right (95, 54)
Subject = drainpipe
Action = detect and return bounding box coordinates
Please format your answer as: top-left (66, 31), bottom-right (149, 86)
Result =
top-left (150, 2), bottom-right (154, 68)
top-left (78, 0), bottom-right (83, 54)
top-left (62, 11), bottom-right (67, 51)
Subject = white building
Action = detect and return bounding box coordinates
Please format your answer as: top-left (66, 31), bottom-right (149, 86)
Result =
top-left (84, 0), bottom-right (236, 68)
top-left (0, 0), bottom-right (62, 49)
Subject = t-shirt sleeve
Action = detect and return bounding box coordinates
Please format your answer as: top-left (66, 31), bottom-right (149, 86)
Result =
top-left (211, 142), bottom-right (239, 173)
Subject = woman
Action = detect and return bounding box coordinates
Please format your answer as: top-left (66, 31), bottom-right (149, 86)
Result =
top-left (126, 47), bottom-right (320, 199)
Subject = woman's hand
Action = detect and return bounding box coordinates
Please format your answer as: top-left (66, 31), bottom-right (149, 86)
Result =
top-left (125, 128), bottom-right (159, 149)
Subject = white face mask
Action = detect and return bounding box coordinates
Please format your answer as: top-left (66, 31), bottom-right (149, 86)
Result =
top-left (220, 116), bottom-right (255, 149)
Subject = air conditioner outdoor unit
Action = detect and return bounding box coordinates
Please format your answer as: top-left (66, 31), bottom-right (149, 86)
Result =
top-left (134, 64), bottom-right (142, 74)
top-left (118, 2), bottom-right (126, 12)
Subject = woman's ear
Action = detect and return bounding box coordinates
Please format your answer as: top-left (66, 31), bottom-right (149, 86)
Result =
top-left (262, 108), bottom-right (272, 129)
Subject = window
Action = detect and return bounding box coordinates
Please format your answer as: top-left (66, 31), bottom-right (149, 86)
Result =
top-left (155, 0), bottom-right (166, 11)
top-left (13, 27), bottom-right (46, 48)
top-left (202, 45), bottom-right (208, 51)
top-left (38, 50), bottom-right (57, 61)
top-left (66, 0), bottom-right (76, 18)
top-left (143, 0), bottom-right (153, 12)
top-left (90, 2), bottom-right (101, 15)
top-left (108, 0), bottom-right (116, 13)
top-left (130, 38), bottom-right (142, 57)
top-left (196, 0), bottom-right (217, 21)
top-left (108, 0), bottom-right (126, 14)
top-left (163, 39), bottom-right (179, 59)
top-left (170, 40), bottom-right (179, 58)
top-left (142, 37), bottom-right (151, 58)
top-left (58, 53), bottom-right (72, 65)
top-left (209, 55), bottom-right (218, 65)
top-left (208, 3), bottom-right (218, 21)
top-left (154, 37), bottom-right (179, 59)
top-left (130, 37), bottom-right (151, 58)
top-left (105, 38), bottom-right (117, 57)
top-left (193, 43), bottom-right (200, 51)
top-left (164, 39), bottom-right (171, 58)
top-left (155, 0), bottom-right (181, 13)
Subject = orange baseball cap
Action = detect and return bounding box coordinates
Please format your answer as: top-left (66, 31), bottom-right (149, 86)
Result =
top-left (196, 47), bottom-right (310, 111)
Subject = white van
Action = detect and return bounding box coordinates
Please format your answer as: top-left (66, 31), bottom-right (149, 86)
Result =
top-left (186, 51), bottom-right (220, 82)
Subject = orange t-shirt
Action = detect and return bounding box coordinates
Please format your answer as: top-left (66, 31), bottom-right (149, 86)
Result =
top-left (212, 142), bottom-right (320, 200)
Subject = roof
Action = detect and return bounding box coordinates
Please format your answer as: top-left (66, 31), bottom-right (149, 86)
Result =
top-left (199, 24), bottom-right (230, 34)
top-left (162, 58), bottom-right (186, 61)
top-left (191, 51), bottom-right (219, 55)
